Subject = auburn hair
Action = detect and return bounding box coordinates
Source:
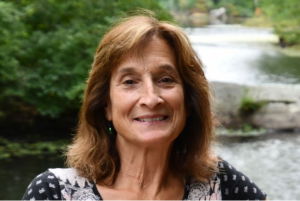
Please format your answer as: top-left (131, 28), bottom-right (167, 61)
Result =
top-left (66, 11), bottom-right (218, 184)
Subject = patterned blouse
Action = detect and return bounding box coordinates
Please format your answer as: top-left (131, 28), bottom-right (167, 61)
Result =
top-left (22, 160), bottom-right (267, 200)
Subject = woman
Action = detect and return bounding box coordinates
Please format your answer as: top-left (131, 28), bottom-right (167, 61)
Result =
top-left (23, 12), bottom-right (267, 200)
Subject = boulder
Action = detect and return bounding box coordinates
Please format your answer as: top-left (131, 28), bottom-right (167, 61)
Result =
top-left (209, 7), bottom-right (227, 25)
top-left (210, 81), bottom-right (300, 129)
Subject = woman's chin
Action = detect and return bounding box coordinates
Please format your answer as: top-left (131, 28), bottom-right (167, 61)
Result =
top-left (118, 131), bottom-right (177, 149)
top-left (138, 136), bottom-right (174, 148)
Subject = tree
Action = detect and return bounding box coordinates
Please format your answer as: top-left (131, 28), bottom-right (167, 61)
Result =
top-left (0, 2), bottom-right (26, 114)
top-left (0, 0), bottom-right (173, 118)
top-left (260, 0), bottom-right (300, 46)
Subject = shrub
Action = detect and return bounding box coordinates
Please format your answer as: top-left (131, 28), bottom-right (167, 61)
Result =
top-left (0, 0), bottom-right (173, 118)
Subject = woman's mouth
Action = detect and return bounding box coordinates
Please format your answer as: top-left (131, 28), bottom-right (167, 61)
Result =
top-left (135, 116), bottom-right (168, 122)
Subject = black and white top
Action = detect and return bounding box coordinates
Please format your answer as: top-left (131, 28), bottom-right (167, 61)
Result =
top-left (22, 160), bottom-right (267, 200)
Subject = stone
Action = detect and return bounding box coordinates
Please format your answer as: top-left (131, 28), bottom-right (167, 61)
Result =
top-left (209, 81), bottom-right (300, 129)
top-left (209, 82), bottom-right (244, 127)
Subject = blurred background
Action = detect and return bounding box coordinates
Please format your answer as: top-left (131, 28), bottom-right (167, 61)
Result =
top-left (1, 0), bottom-right (300, 199)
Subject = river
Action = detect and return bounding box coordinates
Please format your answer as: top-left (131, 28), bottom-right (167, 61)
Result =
top-left (186, 25), bottom-right (300, 85)
top-left (2, 132), bottom-right (299, 200)
top-left (217, 131), bottom-right (300, 200)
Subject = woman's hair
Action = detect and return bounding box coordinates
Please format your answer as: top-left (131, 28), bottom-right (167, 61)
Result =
top-left (66, 11), bottom-right (218, 183)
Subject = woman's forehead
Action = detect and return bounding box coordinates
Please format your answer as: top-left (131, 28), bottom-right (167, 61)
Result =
top-left (111, 38), bottom-right (177, 75)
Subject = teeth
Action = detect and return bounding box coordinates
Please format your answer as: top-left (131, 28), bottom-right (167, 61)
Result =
top-left (138, 117), bottom-right (165, 122)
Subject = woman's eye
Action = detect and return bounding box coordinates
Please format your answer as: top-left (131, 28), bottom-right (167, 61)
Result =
top-left (123, 80), bottom-right (135, 85)
top-left (160, 77), bottom-right (173, 83)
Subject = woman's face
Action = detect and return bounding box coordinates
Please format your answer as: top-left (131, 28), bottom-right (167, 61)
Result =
top-left (105, 36), bottom-right (187, 148)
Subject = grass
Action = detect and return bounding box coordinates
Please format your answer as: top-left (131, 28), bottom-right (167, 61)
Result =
top-left (239, 96), bottom-right (267, 116)
top-left (217, 124), bottom-right (266, 137)
top-left (242, 16), bottom-right (273, 27)
top-left (0, 137), bottom-right (69, 160)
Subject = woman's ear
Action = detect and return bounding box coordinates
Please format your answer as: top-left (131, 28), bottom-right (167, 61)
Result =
top-left (105, 101), bottom-right (112, 121)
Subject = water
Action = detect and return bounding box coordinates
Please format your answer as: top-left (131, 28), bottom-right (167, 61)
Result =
top-left (0, 156), bottom-right (64, 200)
top-left (186, 25), bottom-right (276, 38)
top-left (216, 132), bottom-right (300, 200)
top-left (186, 26), bottom-right (300, 85)
top-left (1, 132), bottom-right (299, 199)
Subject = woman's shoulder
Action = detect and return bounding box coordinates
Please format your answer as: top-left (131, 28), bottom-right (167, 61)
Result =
top-left (49, 168), bottom-right (101, 200)
top-left (22, 170), bottom-right (62, 200)
top-left (184, 170), bottom-right (221, 200)
top-left (184, 159), bottom-right (267, 200)
top-left (22, 168), bottom-right (102, 201)
top-left (217, 159), bottom-right (267, 200)
top-left (48, 168), bottom-right (90, 186)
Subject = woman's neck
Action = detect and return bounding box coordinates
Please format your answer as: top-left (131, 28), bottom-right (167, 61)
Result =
top-left (96, 137), bottom-right (184, 200)
top-left (113, 137), bottom-right (183, 199)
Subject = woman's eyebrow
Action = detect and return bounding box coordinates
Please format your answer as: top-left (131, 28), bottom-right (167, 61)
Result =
top-left (158, 64), bottom-right (176, 72)
top-left (116, 64), bottom-right (177, 76)
top-left (116, 67), bottom-right (137, 75)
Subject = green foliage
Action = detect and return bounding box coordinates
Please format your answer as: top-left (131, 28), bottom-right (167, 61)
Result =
top-left (0, 2), bottom-right (26, 98)
top-left (239, 92), bottom-right (267, 116)
top-left (160, 0), bottom-right (208, 13)
top-left (194, 0), bottom-right (209, 13)
top-left (241, 123), bottom-right (254, 133)
top-left (0, 0), bottom-right (172, 118)
top-left (0, 137), bottom-right (69, 159)
top-left (216, 124), bottom-right (266, 137)
top-left (260, 0), bottom-right (300, 45)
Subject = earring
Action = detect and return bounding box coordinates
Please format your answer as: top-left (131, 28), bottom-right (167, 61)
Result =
top-left (108, 121), bottom-right (113, 135)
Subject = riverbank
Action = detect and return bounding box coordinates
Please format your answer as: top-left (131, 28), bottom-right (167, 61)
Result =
top-left (0, 137), bottom-right (68, 160)
top-left (243, 18), bottom-right (300, 57)
top-left (210, 81), bottom-right (300, 130)
top-left (182, 15), bottom-right (300, 57)
top-left (274, 45), bottom-right (300, 57)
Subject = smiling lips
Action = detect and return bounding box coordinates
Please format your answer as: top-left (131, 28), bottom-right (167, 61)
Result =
top-left (134, 115), bottom-right (168, 122)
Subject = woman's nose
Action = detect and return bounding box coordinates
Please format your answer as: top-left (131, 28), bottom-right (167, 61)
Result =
top-left (138, 81), bottom-right (163, 109)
